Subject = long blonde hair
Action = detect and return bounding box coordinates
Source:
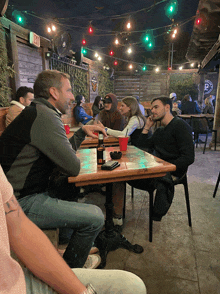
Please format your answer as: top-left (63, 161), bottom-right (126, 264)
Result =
top-left (122, 96), bottom-right (146, 125)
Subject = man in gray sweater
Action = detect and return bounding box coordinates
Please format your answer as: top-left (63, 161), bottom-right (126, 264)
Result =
top-left (0, 70), bottom-right (106, 269)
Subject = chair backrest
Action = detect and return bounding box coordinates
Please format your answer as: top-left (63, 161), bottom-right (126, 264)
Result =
top-left (191, 117), bottom-right (208, 134)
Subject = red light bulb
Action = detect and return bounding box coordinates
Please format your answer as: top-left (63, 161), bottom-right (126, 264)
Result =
top-left (82, 38), bottom-right (86, 45)
top-left (110, 50), bottom-right (114, 56)
top-left (114, 60), bottom-right (118, 66)
top-left (88, 26), bottom-right (93, 34)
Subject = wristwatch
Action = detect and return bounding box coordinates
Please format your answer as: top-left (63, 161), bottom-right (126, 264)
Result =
top-left (82, 283), bottom-right (97, 294)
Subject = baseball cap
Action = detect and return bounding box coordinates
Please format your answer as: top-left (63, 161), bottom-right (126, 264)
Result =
top-left (103, 96), bottom-right (112, 103)
top-left (169, 93), bottom-right (177, 99)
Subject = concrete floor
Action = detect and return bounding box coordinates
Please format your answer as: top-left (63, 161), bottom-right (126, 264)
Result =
top-left (70, 140), bottom-right (220, 294)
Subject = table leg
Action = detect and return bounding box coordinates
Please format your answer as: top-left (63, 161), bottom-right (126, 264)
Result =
top-left (95, 183), bottom-right (143, 268)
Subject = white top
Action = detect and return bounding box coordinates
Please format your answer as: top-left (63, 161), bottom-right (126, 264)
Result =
top-left (106, 116), bottom-right (145, 138)
top-left (10, 100), bottom-right (25, 109)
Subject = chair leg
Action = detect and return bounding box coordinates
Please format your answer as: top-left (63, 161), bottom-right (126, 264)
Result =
top-left (123, 182), bottom-right (126, 219)
top-left (182, 176), bottom-right (192, 227)
top-left (203, 132), bottom-right (208, 154)
top-left (149, 190), bottom-right (154, 242)
top-left (213, 172), bottom-right (220, 198)
top-left (131, 186), bottom-right (134, 200)
top-left (212, 130), bottom-right (217, 151)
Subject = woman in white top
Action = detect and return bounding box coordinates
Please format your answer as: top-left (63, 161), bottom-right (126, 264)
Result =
top-left (104, 96), bottom-right (146, 145)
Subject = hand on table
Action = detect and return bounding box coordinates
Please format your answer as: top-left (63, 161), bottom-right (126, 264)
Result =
top-left (81, 124), bottom-right (107, 139)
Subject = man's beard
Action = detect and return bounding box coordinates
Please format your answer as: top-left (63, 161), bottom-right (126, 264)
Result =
top-left (152, 113), bottom-right (165, 122)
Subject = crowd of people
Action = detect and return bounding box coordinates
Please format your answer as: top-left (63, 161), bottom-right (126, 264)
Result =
top-left (3, 68), bottom-right (217, 293)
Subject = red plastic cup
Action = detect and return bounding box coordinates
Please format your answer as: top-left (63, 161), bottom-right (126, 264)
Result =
top-left (93, 132), bottom-right (98, 136)
top-left (64, 124), bottom-right (70, 134)
top-left (118, 136), bottom-right (129, 151)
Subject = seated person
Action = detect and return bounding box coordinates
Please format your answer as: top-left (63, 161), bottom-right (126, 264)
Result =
top-left (98, 96), bottom-right (146, 224)
top-left (6, 86), bottom-right (34, 126)
top-left (92, 95), bottom-right (104, 117)
top-left (172, 102), bottom-right (181, 116)
top-left (129, 96), bottom-right (194, 221)
top-left (97, 93), bottom-right (125, 130)
top-left (181, 94), bottom-right (201, 114)
top-left (203, 97), bottom-right (214, 114)
top-left (74, 95), bottom-right (93, 125)
top-left (0, 165), bottom-right (147, 294)
top-left (100, 96), bottom-right (146, 146)
top-left (0, 70), bottom-right (107, 269)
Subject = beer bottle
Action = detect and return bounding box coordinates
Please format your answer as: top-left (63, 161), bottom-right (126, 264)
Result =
top-left (97, 131), bottom-right (106, 165)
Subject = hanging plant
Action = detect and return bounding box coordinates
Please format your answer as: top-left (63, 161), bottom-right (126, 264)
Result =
top-left (0, 22), bottom-right (14, 107)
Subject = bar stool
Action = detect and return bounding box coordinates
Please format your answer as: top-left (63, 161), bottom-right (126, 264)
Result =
top-left (213, 171), bottom-right (220, 198)
top-left (124, 173), bottom-right (192, 242)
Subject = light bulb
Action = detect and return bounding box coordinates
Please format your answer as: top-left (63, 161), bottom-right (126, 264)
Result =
top-left (115, 38), bottom-right (119, 45)
top-left (179, 66), bottom-right (183, 70)
top-left (127, 47), bottom-right (132, 54)
top-left (128, 64), bottom-right (133, 69)
top-left (47, 27), bottom-right (51, 33)
top-left (190, 63), bottom-right (194, 67)
top-left (52, 25), bottom-right (56, 31)
top-left (94, 52), bottom-right (99, 58)
top-left (98, 56), bottom-right (102, 61)
top-left (155, 67), bottom-right (159, 72)
top-left (127, 21), bottom-right (131, 29)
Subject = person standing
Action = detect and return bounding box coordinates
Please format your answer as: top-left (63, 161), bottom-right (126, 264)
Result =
top-left (6, 86), bottom-right (34, 126)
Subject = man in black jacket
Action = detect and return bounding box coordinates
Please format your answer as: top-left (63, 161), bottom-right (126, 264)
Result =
top-left (129, 96), bottom-right (194, 221)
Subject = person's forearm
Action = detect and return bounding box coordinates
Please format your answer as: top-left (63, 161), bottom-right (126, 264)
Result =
top-left (8, 214), bottom-right (86, 294)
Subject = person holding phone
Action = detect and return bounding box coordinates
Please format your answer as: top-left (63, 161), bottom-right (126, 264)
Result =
top-left (129, 96), bottom-right (195, 221)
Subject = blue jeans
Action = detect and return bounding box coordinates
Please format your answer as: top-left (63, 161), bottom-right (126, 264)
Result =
top-left (19, 192), bottom-right (104, 268)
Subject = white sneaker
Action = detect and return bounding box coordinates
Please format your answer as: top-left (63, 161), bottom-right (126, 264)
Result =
top-left (83, 254), bottom-right (101, 269)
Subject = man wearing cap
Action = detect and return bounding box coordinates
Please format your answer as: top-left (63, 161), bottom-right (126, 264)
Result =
top-left (169, 92), bottom-right (177, 102)
top-left (97, 93), bottom-right (124, 130)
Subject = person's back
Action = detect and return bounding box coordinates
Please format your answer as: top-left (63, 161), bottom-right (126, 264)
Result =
top-left (203, 97), bottom-right (214, 114)
top-left (98, 93), bottom-right (124, 130)
top-left (181, 94), bottom-right (201, 114)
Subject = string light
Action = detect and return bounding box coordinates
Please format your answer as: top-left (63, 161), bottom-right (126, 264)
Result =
top-left (98, 56), bottom-right (102, 61)
top-left (127, 47), bottom-right (132, 54)
top-left (128, 64), bottom-right (133, 69)
top-left (179, 66), bottom-right (183, 70)
top-left (109, 50), bottom-right (114, 56)
top-left (155, 67), bottom-right (160, 72)
top-left (114, 60), bottom-right (118, 66)
top-left (114, 37), bottom-right (119, 45)
top-left (126, 15), bottom-right (132, 30)
top-left (190, 63), bottom-right (194, 67)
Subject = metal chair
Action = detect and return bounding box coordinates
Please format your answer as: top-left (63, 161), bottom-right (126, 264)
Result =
top-left (213, 171), bottom-right (220, 198)
top-left (191, 116), bottom-right (217, 154)
top-left (124, 173), bottom-right (192, 242)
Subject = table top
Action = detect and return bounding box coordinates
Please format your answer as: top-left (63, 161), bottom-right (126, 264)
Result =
top-left (68, 146), bottom-right (176, 186)
top-left (178, 114), bottom-right (214, 119)
top-left (67, 132), bottom-right (119, 148)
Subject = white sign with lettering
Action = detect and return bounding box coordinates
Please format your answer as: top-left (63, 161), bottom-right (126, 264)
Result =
top-left (29, 32), bottom-right (40, 48)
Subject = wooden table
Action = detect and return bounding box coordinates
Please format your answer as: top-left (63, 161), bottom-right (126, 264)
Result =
top-left (68, 146), bottom-right (176, 267)
top-left (67, 132), bottom-right (119, 148)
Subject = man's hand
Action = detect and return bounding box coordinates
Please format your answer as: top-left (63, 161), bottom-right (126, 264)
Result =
top-left (82, 124), bottom-right (107, 138)
top-left (142, 116), bottom-right (155, 134)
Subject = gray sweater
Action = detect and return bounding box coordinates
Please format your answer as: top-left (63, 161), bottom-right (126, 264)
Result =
top-left (0, 98), bottom-right (86, 198)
